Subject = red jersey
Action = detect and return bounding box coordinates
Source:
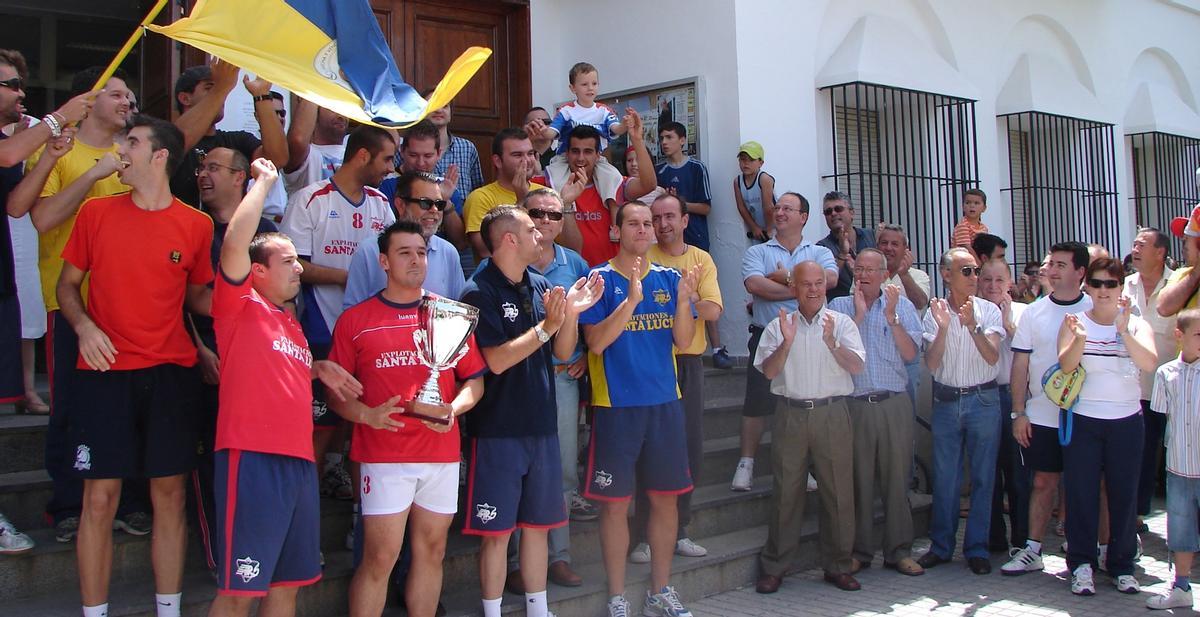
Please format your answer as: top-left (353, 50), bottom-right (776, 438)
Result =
top-left (533, 174), bottom-right (622, 266)
top-left (329, 293), bottom-right (487, 464)
top-left (61, 194), bottom-right (214, 370)
top-left (212, 273), bottom-right (315, 460)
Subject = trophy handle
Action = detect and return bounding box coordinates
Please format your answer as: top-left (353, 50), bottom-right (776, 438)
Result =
top-left (413, 329), bottom-right (435, 369)
top-left (444, 343), bottom-right (470, 369)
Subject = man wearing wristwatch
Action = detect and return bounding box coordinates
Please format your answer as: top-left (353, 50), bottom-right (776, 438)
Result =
top-left (918, 247), bottom-right (1004, 575)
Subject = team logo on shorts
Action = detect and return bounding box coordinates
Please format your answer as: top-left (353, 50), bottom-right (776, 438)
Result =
top-left (235, 556), bottom-right (261, 582)
top-left (652, 289), bottom-right (671, 306)
top-left (501, 302), bottom-right (519, 322)
top-left (593, 470), bottom-right (613, 489)
top-left (312, 399), bottom-right (328, 419)
top-left (73, 445), bottom-right (92, 471)
top-left (169, 250), bottom-right (182, 264)
top-left (475, 502), bottom-right (498, 524)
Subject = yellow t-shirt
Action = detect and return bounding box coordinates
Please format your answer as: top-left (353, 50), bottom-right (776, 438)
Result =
top-left (463, 181), bottom-right (546, 233)
top-left (647, 244), bottom-right (723, 355)
top-left (1166, 266), bottom-right (1200, 311)
top-left (27, 142), bottom-right (128, 311)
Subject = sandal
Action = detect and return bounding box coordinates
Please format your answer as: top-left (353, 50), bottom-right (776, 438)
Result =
top-left (15, 396), bottom-right (50, 415)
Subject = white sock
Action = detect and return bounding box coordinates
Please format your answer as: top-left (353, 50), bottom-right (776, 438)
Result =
top-left (155, 593), bottom-right (182, 617)
top-left (482, 596), bottom-right (502, 617)
top-left (82, 604), bottom-right (109, 617)
top-left (739, 456), bottom-right (754, 466)
top-left (1026, 539), bottom-right (1042, 554)
top-left (526, 590), bottom-right (548, 617)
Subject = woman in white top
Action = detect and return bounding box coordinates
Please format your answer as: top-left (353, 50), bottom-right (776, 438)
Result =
top-left (1056, 257), bottom-right (1158, 596)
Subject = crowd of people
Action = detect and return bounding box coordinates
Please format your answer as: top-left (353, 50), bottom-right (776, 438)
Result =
top-left (1, 50), bottom-right (1199, 617)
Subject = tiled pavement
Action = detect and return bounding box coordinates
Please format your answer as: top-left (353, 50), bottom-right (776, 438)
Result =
top-left (688, 505), bottom-right (1191, 616)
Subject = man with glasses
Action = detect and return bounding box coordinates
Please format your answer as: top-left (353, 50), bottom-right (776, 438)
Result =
top-left (828, 248), bottom-right (925, 576)
top-left (917, 247), bottom-right (1004, 575)
top-left (817, 191), bottom-right (877, 299)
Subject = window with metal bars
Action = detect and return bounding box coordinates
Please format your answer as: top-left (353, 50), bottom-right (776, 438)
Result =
top-left (822, 82), bottom-right (979, 294)
top-left (1128, 132), bottom-right (1200, 259)
top-left (1000, 112), bottom-right (1120, 270)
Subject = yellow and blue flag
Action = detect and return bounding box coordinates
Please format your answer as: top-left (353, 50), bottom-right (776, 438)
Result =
top-left (149, 0), bottom-right (491, 128)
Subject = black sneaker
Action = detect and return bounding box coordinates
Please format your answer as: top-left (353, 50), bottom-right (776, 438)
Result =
top-left (569, 490), bottom-right (599, 521)
top-left (113, 511), bottom-right (151, 536)
top-left (712, 347), bottom-right (733, 370)
top-left (55, 516), bottom-right (80, 543)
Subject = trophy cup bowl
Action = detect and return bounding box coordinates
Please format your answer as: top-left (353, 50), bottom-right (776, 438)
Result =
top-left (408, 294), bottom-right (480, 424)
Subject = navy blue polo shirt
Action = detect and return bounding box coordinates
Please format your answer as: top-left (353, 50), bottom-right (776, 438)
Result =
top-left (460, 260), bottom-right (557, 438)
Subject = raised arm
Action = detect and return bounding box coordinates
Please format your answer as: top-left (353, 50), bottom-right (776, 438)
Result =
top-left (243, 77), bottom-right (288, 167)
top-left (285, 97), bottom-right (317, 173)
top-left (175, 59), bottom-right (240, 151)
top-left (220, 159), bottom-right (279, 281)
top-left (619, 109), bottom-right (658, 201)
top-left (30, 154), bottom-right (121, 232)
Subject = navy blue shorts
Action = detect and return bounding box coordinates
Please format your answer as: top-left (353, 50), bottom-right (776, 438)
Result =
top-left (309, 343), bottom-right (339, 429)
top-left (585, 400), bottom-right (693, 501)
top-left (0, 294), bottom-right (23, 402)
top-left (463, 434), bottom-right (567, 535)
top-left (214, 449), bottom-right (322, 596)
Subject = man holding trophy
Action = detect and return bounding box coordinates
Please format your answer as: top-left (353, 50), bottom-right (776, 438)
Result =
top-left (460, 206), bottom-right (604, 617)
top-left (328, 219), bottom-right (487, 617)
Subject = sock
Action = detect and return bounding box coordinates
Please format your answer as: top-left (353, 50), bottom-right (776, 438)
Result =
top-left (155, 593), bottom-right (182, 617)
top-left (1176, 574), bottom-right (1192, 591)
top-left (482, 596), bottom-right (502, 617)
top-left (1026, 540), bottom-right (1042, 554)
top-left (739, 456), bottom-right (754, 466)
top-left (82, 604), bottom-right (109, 617)
top-left (525, 590), bottom-right (548, 617)
top-left (1099, 544), bottom-right (1108, 562)
top-left (609, 594), bottom-right (626, 606)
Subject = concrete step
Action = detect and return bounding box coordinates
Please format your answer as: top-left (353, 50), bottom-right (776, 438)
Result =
top-left (0, 413), bottom-right (48, 474)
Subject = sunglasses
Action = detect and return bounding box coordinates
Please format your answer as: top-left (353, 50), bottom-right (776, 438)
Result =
top-left (823, 205), bottom-right (847, 216)
top-left (0, 77), bottom-right (22, 91)
top-left (402, 196), bottom-right (448, 212)
top-left (528, 207), bottom-right (564, 221)
top-left (1086, 278), bottom-right (1121, 289)
top-left (959, 266), bottom-right (981, 277)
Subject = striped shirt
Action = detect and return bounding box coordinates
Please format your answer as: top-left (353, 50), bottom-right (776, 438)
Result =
top-left (1123, 268), bottom-right (1177, 399)
top-left (922, 297), bottom-right (1004, 387)
top-left (1073, 311), bottom-right (1143, 420)
top-left (1151, 355), bottom-right (1200, 478)
top-left (828, 293), bottom-right (923, 395)
top-left (434, 135), bottom-right (484, 197)
top-left (951, 219), bottom-right (987, 250)
top-left (753, 307), bottom-right (865, 400)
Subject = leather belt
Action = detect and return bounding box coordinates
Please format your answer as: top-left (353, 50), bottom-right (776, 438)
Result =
top-left (851, 391), bottom-right (899, 404)
top-left (933, 380), bottom-right (998, 400)
top-left (784, 396), bottom-right (843, 410)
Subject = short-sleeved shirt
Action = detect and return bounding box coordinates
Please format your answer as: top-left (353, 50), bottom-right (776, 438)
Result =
top-left (996, 301), bottom-right (1028, 386)
top-left (284, 140), bottom-right (346, 195)
top-left (329, 292), bottom-right (486, 463)
top-left (951, 219), bottom-right (987, 250)
top-left (62, 194), bottom-right (214, 370)
top-left (579, 261), bottom-right (685, 408)
top-left (27, 142), bottom-right (128, 311)
top-left (1124, 270), bottom-right (1177, 398)
top-left (342, 233), bottom-right (464, 310)
top-left (1010, 293), bottom-right (1093, 427)
top-left (884, 268), bottom-right (932, 309)
top-left (817, 227), bottom-right (877, 299)
top-left (533, 172), bottom-right (627, 266)
top-left (655, 159), bottom-right (712, 249)
top-left (828, 293), bottom-right (923, 395)
top-left (752, 307), bottom-right (865, 399)
top-left (463, 181), bottom-right (547, 234)
top-left (1072, 311), bottom-right (1144, 420)
top-left (212, 273), bottom-right (314, 460)
top-left (194, 217), bottom-right (278, 352)
top-left (647, 244), bottom-right (722, 355)
top-left (742, 239), bottom-right (838, 328)
top-left (1151, 355), bottom-right (1200, 478)
top-left (460, 262), bottom-right (557, 438)
top-left (279, 179), bottom-right (395, 343)
top-left (548, 102), bottom-right (620, 153)
top-left (171, 130), bottom-right (260, 208)
top-left (1165, 266), bottom-right (1200, 312)
top-left (435, 135), bottom-right (484, 197)
top-left (921, 296), bottom-right (1005, 387)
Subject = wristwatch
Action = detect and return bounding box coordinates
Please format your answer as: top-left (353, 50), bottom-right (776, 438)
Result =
top-left (252, 94), bottom-right (274, 103)
top-left (1010, 411), bottom-right (1026, 420)
top-left (533, 324), bottom-right (551, 343)
top-left (973, 324), bottom-right (984, 335)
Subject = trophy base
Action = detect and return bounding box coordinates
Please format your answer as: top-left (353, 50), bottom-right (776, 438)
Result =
top-left (402, 399), bottom-right (454, 425)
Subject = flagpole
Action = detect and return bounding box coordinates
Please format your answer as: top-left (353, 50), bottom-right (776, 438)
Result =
top-left (92, 0), bottom-right (170, 90)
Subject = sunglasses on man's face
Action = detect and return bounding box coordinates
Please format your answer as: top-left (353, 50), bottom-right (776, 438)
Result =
top-left (402, 197), bottom-right (448, 212)
top-left (823, 205), bottom-right (847, 216)
top-left (959, 266), bottom-right (981, 277)
top-left (527, 208), bottom-right (564, 221)
top-left (0, 77), bottom-right (23, 91)
top-left (1086, 278), bottom-right (1121, 289)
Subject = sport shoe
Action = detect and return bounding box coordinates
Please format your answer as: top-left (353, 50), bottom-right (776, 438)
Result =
top-left (1071, 564), bottom-right (1095, 596)
top-left (712, 347), bottom-right (733, 370)
top-left (807, 473), bottom-right (818, 492)
top-left (675, 538), bottom-right (707, 557)
top-left (569, 490), bottom-right (599, 521)
top-left (731, 459), bottom-right (753, 492)
top-left (55, 516), bottom-right (80, 543)
top-left (1147, 586), bottom-right (1194, 609)
top-left (113, 511), bottom-right (151, 536)
top-left (607, 594), bottom-right (630, 617)
top-left (1114, 574), bottom-right (1140, 594)
top-left (629, 542), bottom-right (651, 564)
top-left (643, 585), bottom-right (693, 617)
top-left (1000, 546), bottom-right (1044, 576)
top-left (321, 461), bottom-right (354, 500)
top-left (0, 514), bottom-right (34, 554)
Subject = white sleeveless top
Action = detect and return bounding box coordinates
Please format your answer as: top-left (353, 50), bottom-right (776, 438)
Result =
top-left (1073, 311), bottom-right (1143, 420)
top-left (738, 171), bottom-right (774, 229)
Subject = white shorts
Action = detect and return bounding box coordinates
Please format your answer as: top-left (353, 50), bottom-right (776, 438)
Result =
top-left (358, 461), bottom-right (459, 516)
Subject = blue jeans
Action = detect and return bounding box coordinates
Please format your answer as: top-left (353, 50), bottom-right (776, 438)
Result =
top-left (1167, 472), bottom-right (1200, 553)
top-left (929, 387), bottom-right (1001, 559)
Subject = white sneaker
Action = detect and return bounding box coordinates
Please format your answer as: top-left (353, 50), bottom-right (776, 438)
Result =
top-left (1114, 574), bottom-right (1140, 594)
top-left (1000, 546), bottom-right (1043, 576)
top-left (731, 460), bottom-right (753, 492)
top-left (643, 585), bottom-right (693, 617)
top-left (607, 594), bottom-right (631, 617)
top-left (675, 538), bottom-right (707, 557)
top-left (629, 542), bottom-right (651, 564)
top-left (1071, 564), bottom-right (1096, 596)
top-left (1147, 586), bottom-right (1194, 610)
top-left (0, 514), bottom-right (33, 554)
top-left (807, 473), bottom-right (818, 491)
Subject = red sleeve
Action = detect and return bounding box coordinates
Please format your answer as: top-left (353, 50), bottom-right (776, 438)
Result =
top-left (60, 200), bottom-right (96, 271)
top-left (188, 216), bottom-right (215, 286)
top-left (328, 308), bottom-right (358, 374)
top-left (211, 272), bottom-right (252, 320)
top-left (453, 334), bottom-right (487, 380)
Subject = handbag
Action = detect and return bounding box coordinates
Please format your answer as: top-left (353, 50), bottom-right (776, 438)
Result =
top-left (1041, 363), bottom-right (1086, 446)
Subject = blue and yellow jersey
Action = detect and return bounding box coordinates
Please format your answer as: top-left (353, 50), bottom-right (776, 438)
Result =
top-left (579, 261), bottom-right (684, 408)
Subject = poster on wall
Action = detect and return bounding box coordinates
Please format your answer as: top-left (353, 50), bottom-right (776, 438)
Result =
top-left (556, 78), bottom-right (701, 169)
top-left (215, 71), bottom-right (289, 138)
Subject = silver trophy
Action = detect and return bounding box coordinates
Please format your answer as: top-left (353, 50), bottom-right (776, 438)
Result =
top-left (409, 294), bottom-right (480, 424)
